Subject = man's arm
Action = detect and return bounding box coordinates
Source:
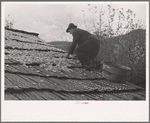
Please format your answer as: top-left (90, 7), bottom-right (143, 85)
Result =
top-left (67, 30), bottom-right (80, 57)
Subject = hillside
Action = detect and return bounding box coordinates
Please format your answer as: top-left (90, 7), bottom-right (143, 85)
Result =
top-left (49, 41), bottom-right (72, 52)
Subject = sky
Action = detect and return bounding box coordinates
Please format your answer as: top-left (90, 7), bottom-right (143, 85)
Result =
top-left (2, 2), bottom-right (147, 42)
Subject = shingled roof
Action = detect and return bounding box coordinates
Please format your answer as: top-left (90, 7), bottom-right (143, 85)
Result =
top-left (5, 27), bottom-right (145, 100)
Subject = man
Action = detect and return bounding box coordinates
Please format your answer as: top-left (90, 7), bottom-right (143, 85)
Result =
top-left (66, 23), bottom-right (100, 69)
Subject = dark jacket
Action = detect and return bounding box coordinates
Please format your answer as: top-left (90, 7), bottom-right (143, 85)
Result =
top-left (68, 28), bottom-right (92, 54)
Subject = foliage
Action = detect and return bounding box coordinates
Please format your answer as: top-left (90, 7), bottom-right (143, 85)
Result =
top-left (49, 41), bottom-right (71, 52)
top-left (5, 14), bottom-right (15, 29)
top-left (82, 4), bottom-right (146, 38)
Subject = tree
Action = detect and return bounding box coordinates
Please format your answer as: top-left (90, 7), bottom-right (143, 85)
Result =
top-left (82, 4), bottom-right (146, 38)
top-left (5, 14), bottom-right (15, 29)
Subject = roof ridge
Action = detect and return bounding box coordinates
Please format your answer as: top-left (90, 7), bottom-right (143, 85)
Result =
top-left (5, 27), bottom-right (39, 36)
top-left (5, 46), bottom-right (66, 53)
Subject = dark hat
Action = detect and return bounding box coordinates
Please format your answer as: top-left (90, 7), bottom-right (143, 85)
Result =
top-left (66, 23), bottom-right (77, 32)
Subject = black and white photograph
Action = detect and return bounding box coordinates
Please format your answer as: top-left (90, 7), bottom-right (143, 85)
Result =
top-left (1, 1), bottom-right (149, 122)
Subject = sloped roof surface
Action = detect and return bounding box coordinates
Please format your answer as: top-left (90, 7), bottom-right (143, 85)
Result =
top-left (5, 28), bottom-right (145, 100)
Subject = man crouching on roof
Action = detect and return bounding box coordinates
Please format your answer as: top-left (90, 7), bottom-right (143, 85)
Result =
top-left (66, 23), bottom-right (100, 70)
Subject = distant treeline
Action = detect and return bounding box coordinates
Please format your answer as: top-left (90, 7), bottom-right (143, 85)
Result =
top-left (49, 41), bottom-right (72, 51)
top-left (48, 41), bottom-right (71, 45)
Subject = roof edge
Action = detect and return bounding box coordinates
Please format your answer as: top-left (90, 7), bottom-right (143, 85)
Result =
top-left (5, 27), bottom-right (39, 36)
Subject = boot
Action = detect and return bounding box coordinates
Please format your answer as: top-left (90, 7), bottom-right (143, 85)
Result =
top-left (85, 61), bottom-right (97, 70)
top-left (85, 61), bottom-right (104, 71)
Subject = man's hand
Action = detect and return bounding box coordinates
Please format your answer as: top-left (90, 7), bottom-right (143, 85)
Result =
top-left (72, 55), bottom-right (78, 59)
top-left (66, 54), bottom-right (78, 59)
top-left (66, 54), bottom-right (71, 59)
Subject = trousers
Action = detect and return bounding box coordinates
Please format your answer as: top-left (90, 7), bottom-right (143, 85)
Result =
top-left (75, 35), bottom-right (100, 65)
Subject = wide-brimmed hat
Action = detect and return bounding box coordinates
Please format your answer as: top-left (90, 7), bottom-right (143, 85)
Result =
top-left (66, 23), bottom-right (77, 32)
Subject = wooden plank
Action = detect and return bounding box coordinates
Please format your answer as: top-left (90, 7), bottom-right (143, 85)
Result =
top-left (44, 78), bottom-right (71, 91)
top-left (50, 91), bottom-right (83, 100)
top-left (101, 94), bottom-right (113, 100)
top-left (18, 74), bottom-right (57, 90)
top-left (91, 93), bottom-right (104, 100)
top-left (82, 68), bottom-right (102, 78)
top-left (39, 67), bottom-right (67, 77)
top-left (43, 77), bottom-right (71, 91)
top-left (6, 67), bottom-right (40, 87)
top-left (58, 93), bottom-right (75, 100)
top-left (69, 93), bottom-right (89, 100)
top-left (13, 92), bottom-right (32, 100)
top-left (80, 80), bottom-right (100, 91)
top-left (84, 93), bottom-right (100, 100)
top-left (66, 93), bottom-right (89, 100)
top-left (100, 93), bottom-right (122, 100)
top-left (32, 66), bottom-right (59, 76)
top-left (92, 71), bottom-right (104, 78)
top-left (14, 75), bottom-right (66, 100)
top-left (5, 76), bottom-right (17, 89)
top-left (125, 81), bottom-right (145, 90)
top-left (5, 73), bottom-right (31, 88)
top-left (24, 91), bottom-right (45, 100)
top-left (129, 92), bottom-right (145, 100)
top-left (13, 71), bottom-right (61, 91)
top-left (62, 69), bottom-right (84, 78)
top-left (47, 92), bottom-right (64, 100)
top-left (113, 92), bottom-right (133, 100)
top-left (104, 93), bottom-right (122, 100)
top-left (31, 91), bottom-right (49, 100)
top-left (52, 92), bottom-right (69, 100)
top-left (65, 79), bottom-right (95, 91)
top-left (136, 91), bottom-right (146, 97)
top-left (83, 80), bottom-right (104, 89)
top-left (86, 93), bottom-right (109, 100)
top-left (56, 79), bottom-right (84, 91)
top-left (69, 68), bottom-right (86, 79)
top-left (4, 82), bottom-right (7, 90)
top-left (5, 64), bottom-right (19, 72)
top-left (91, 80), bottom-right (116, 90)
top-left (60, 78), bottom-right (103, 92)
top-left (11, 64), bottom-right (41, 75)
top-left (75, 94), bottom-right (89, 100)
top-left (81, 69), bottom-right (100, 79)
top-left (17, 75), bottom-right (42, 88)
top-left (95, 93), bottom-right (105, 100)
top-left (61, 79), bottom-right (85, 91)
top-left (5, 93), bottom-right (20, 100)
top-left (5, 59), bottom-right (13, 64)
top-left (87, 93), bottom-right (122, 100)
top-left (34, 91), bottom-right (62, 100)
top-left (47, 78), bottom-right (78, 91)
top-left (92, 79), bottom-right (134, 91)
